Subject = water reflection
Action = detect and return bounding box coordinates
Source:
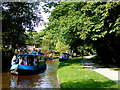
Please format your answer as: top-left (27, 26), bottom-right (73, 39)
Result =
top-left (10, 73), bottom-right (45, 88)
top-left (39, 59), bottom-right (60, 88)
top-left (2, 59), bottom-right (60, 88)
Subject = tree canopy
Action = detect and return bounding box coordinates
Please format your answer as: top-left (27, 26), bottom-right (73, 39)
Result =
top-left (2, 2), bottom-right (42, 51)
top-left (2, 2), bottom-right (43, 71)
top-left (44, 2), bottom-right (120, 66)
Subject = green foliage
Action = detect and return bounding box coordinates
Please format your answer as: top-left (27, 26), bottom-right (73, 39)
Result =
top-left (2, 2), bottom-right (42, 51)
top-left (41, 36), bottom-right (54, 57)
top-left (44, 2), bottom-right (86, 51)
top-left (42, 2), bottom-right (58, 13)
top-left (46, 2), bottom-right (120, 41)
top-left (25, 32), bottom-right (34, 45)
top-left (55, 41), bottom-right (70, 55)
top-left (2, 2), bottom-right (42, 71)
top-left (44, 2), bottom-right (120, 66)
top-left (25, 31), bottom-right (45, 47)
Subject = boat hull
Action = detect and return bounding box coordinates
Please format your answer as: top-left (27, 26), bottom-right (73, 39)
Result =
top-left (10, 64), bottom-right (46, 75)
top-left (59, 58), bottom-right (68, 61)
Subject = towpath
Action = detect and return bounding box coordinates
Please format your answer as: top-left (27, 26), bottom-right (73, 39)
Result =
top-left (81, 56), bottom-right (120, 85)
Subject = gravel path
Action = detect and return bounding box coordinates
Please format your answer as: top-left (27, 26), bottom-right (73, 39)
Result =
top-left (81, 56), bottom-right (120, 85)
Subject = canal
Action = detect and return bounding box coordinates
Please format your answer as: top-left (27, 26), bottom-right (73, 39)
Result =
top-left (2, 59), bottom-right (60, 88)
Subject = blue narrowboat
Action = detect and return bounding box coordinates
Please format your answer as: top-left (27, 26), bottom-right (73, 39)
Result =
top-left (59, 53), bottom-right (69, 61)
top-left (10, 54), bottom-right (46, 75)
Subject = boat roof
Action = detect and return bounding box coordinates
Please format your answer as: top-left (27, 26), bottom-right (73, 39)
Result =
top-left (17, 54), bottom-right (43, 56)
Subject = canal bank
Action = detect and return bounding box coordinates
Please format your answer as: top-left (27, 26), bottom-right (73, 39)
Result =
top-left (57, 57), bottom-right (119, 88)
top-left (2, 59), bottom-right (60, 88)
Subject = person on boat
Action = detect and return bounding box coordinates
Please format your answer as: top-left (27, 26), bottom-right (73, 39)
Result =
top-left (31, 48), bottom-right (36, 54)
top-left (29, 58), bottom-right (34, 66)
top-left (62, 53), bottom-right (65, 58)
top-left (38, 49), bottom-right (43, 55)
top-left (23, 57), bottom-right (28, 65)
top-left (11, 55), bottom-right (17, 65)
top-left (65, 53), bottom-right (67, 58)
top-left (19, 56), bottom-right (24, 65)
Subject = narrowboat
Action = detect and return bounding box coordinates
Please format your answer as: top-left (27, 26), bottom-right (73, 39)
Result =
top-left (10, 54), bottom-right (46, 75)
top-left (59, 53), bottom-right (69, 61)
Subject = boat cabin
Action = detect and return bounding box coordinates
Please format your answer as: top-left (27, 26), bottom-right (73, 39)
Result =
top-left (15, 54), bottom-right (44, 66)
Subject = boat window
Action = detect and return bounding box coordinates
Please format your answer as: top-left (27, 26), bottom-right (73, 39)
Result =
top-left (27, 55), bottom-right (34, 66)
top-left (22, 56), bottom-right (28, 65)
top-left (35, 56), bottom-right (39, 66)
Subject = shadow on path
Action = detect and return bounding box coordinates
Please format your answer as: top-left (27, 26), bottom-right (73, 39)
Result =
top-left (81, 56), bottom-right (120, 85)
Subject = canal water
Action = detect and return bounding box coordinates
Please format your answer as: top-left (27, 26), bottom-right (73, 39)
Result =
top-left (2, 59), bottom-right (60, 88)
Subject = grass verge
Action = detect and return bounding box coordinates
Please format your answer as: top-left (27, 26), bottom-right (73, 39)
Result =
top-left (57, 57), bottom-right (119, 88)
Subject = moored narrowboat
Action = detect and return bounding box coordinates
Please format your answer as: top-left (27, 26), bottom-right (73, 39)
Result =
top-left (59, 53), bottom-right (69, 61)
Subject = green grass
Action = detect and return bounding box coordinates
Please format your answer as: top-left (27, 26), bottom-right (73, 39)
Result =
top-left (57, 57), bottom-right (119, 88)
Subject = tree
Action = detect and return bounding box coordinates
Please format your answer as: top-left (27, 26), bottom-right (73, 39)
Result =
top-left (2, 2), bottom-right (42, 71)
top-left (55, 41), bottom-right (69, 55)
top-left (44, 2), bottom-right (120, 66)
top-left (44, 2), bottom-right (86, 52)
top-left (2, 2), bottom-right (42, 51)
top-left (79, 2), bottom-right (120, 65)
top-left (41, 34), bottom-right (54, 57)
